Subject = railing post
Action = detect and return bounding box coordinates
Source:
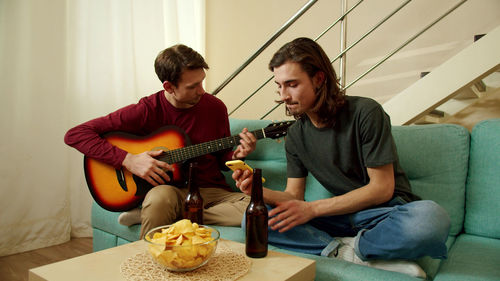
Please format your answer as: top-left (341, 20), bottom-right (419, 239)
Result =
top-left (339, 0), bottom-right (348, 90)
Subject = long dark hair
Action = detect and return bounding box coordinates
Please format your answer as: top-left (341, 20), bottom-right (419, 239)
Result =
top-left (269, 37), bottom-right (345, 127)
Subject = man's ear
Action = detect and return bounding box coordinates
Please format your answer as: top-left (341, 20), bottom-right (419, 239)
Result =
top-left (163, 81), bottom-right (175, 94)
top-left (313, 71), bottom-right (326, 88)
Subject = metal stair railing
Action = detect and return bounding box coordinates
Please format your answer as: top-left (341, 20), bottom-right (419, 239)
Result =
top-left (211, 0), bottom-right (469, 120)
top-left (262, 0), bottom-right (413, 118)
top-left (227, 0), bottom-right (365, 117)
top-left (343, 0), bottom-right (467, 91)
top-left (211, 0), bottom-right (318, 96)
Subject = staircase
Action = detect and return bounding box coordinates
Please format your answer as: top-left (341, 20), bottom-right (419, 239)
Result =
top-left (208, 1), bottom-right (500, 127)
top-left (383, 25), bottom-right (500, 126)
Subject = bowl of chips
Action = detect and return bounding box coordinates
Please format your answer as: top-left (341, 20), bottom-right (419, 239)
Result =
top-left (144, 219), bottom-right (219, 272)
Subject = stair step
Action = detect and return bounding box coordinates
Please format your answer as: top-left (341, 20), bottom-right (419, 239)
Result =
top-left (383, 25), bottom-right (500, 125)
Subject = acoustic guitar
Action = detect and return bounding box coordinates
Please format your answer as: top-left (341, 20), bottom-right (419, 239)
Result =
top-left (84, 121), bottom-right (294, 211)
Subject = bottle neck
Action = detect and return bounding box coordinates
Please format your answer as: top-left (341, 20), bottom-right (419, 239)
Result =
top-left (187, 162), bottom-right (198, 192)
top-left (188, 181), bottom-right (198, 192)
top-left (251, 168), bottom-right (263, 202)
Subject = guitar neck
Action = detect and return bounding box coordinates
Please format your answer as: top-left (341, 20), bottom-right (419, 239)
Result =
top-left (158, 128), bottom-right (266, 164)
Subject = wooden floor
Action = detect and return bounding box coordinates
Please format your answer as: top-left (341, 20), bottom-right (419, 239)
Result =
top-left (0, 238), bottom-right (93, 281)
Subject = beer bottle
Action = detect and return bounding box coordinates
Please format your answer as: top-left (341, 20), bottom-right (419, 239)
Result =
top-left (183, 162), bottom-right (203, 224)
top-left (245, 168), bottom-right (268, 258)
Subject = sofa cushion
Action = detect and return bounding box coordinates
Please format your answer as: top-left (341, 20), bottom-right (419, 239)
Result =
top-left (433, 234), bottom-right (500, 281)
top-left (277, 248), bottom-right (422, 281)
top-left (92, 228), bottom-right (117, 252)
top-left (91, 201), bottom-right (140, 242)
top-left (392, 124), bottom-right (469, 236)
top-left (417, 236), bottom-right (456, 280)
top-left (465, 119), bottom-right (500, 238)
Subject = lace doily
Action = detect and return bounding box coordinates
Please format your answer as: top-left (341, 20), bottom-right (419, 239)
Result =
top-left (120, 245), bottom-right (252, 281)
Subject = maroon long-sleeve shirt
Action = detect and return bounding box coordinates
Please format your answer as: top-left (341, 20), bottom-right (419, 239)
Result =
top-left (64, 91), bottom-right (234, 189)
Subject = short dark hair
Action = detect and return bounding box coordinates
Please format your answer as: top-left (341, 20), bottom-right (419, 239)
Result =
top-left (269, 37), bottom-right (345, 127)
top-left (154, 44), bottom-right (209, 86)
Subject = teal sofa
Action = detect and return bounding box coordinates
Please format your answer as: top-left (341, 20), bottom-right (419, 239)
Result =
top-left (91, 118), bottom-right (500, 280)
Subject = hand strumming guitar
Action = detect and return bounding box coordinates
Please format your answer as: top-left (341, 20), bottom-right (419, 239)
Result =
top-left (122, 150), bottom-right (174, 186)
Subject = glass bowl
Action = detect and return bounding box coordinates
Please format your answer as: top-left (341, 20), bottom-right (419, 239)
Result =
top-left (143, 223), bottom-right (219, 272)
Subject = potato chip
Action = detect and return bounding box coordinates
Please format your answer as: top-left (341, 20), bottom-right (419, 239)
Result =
top-left (191, 235), bottom-right (205, 245)
top-left (146, 219), bottom-right (217, 270)
top-left (174, 219), bottom-right (195, 234)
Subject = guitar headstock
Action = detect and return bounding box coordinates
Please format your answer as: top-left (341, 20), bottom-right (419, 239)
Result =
top-left (263, 120), bottom-right (295, 139)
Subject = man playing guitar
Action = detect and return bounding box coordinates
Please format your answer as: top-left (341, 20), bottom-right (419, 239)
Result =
top-left (65, 44), bottom-right (257, 238)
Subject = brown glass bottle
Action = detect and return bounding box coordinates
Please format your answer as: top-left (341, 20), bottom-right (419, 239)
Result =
top-left (245, 168), bottom-right (268, 258)
top-left (183, 162), bottom-right (203, 224)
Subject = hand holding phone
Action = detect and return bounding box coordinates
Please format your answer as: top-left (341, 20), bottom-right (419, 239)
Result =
top-left (225, 160), bottom-right (265, 183)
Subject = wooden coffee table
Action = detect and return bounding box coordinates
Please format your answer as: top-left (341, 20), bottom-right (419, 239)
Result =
top-left (29, 239), bottom-right (316, 281)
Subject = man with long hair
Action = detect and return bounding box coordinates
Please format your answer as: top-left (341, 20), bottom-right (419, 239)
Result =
top-left (233, 37), bottom-right (450, 278)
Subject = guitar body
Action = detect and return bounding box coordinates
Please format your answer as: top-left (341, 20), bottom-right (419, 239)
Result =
top-left (84, 126), bottom-right (189, 212)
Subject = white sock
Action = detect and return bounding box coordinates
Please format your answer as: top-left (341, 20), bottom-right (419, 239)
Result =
top-left (332, 237), bottom-right (427, 279)
top-left (118, 208), bottom-right (141, 226)
top-left (368, 260), bottom-right (427, 279)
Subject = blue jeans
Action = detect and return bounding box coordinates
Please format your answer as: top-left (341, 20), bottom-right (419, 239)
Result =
top-left (243, 198), bottom-right (450, 261)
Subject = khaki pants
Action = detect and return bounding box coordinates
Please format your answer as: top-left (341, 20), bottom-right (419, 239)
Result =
top-left (139, 185), bottom-right (250, 238)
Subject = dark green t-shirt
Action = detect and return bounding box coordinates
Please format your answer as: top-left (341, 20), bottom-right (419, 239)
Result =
top-left (285, 96), bottom-right (419, 203)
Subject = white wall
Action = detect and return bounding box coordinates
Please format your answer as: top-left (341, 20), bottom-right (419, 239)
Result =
top-left (205, 0), bottom-right (500, 121)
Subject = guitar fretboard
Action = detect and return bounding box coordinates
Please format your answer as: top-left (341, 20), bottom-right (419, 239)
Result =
top-left (158, 128), bottom-right (266, 164)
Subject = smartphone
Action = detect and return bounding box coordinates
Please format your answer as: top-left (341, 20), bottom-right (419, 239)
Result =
top-left (225, 160), bottom-right (265, 183)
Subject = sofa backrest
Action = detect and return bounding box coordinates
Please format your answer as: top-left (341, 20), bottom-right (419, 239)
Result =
top-left (392, 124), bottom-right (470, 236)
top-left (464, 119), bottom-right (500, 239)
